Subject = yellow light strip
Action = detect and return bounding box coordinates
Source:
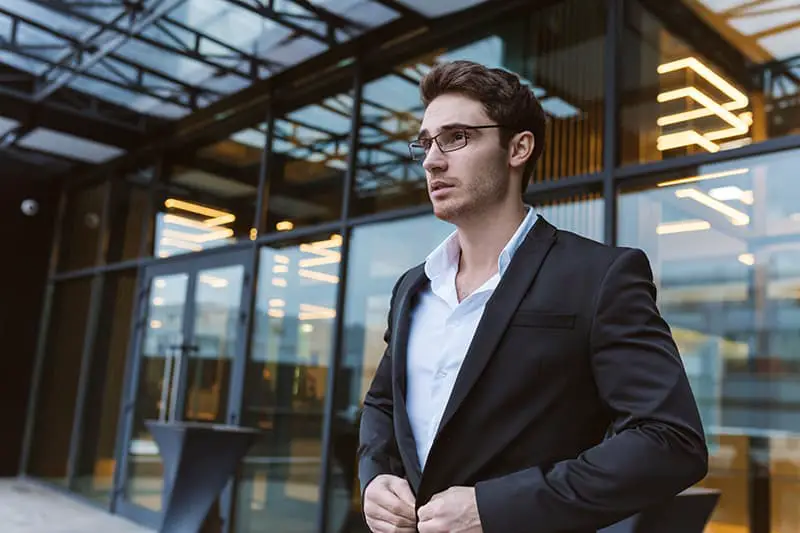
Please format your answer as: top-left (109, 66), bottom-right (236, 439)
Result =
top-left (657, 87), bottom-right (749, 133)
top-left (164, 198), bottom-right (231, 219)
top-left (655, 57), bottom-right (750, 154)
top-left (657, 57), bottom-right (748, 110)
top-left (204, 213), bottom-right (236, 227)
top-left (199, 274), bottom-right (228, 288)
top-left (300, 303), bottom-right (335, 314)
top-left (675, 188), bottom-right (750, 225)
top-left (298, 269), bottom-right (339, 284)
top-left (160, 237), bottom-right (202, 251)
top-left (299, 311), bottom-right (337, 320)
top-left (655, 220), bottom-right (711, 235)
top-left (192, 228), bottom-right (234, 243)
top-left (163, 213), bottom-right (213, 230)
top-left (299, 254), bottom-right (341, 267)
top-left (657, 130), bottom-right (720, 153)
top-left (656, 168), bottom-right (749, 188)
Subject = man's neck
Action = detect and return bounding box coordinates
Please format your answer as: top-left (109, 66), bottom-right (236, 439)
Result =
top-left (455, 200), bottom-right (527, 276)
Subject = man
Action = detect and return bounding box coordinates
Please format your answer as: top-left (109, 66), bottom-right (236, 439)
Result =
top-left (357, 60), bottom-right (708, 533)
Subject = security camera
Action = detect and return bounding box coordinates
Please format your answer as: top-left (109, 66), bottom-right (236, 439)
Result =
top-left (20, 198), bottom-right (39, 216)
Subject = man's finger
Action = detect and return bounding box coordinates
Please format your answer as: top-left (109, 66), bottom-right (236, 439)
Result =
top-left (368, 489), bottom-right (416, 525)
top-left (389, 478), bottom-right (416, 508)
top-left (416, 500), bottom-right (437, 522)
top-left (366, 515), bottom-right (417, 533)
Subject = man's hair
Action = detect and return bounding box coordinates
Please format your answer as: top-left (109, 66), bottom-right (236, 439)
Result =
top-left (419, 60), bottom-right (546, 193)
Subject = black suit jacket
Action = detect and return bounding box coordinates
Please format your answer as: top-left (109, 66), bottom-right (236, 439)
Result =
top-left (358, 215), bottom-right (708, 533)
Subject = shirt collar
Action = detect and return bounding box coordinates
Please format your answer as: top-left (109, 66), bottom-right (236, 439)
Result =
top-left (424, 205), bottom-right (538, 281)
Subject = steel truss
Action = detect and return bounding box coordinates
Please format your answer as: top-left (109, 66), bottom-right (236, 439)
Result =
top-left (0, 0), bottom-right (422, 174)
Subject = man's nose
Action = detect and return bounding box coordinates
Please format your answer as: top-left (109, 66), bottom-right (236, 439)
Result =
top-left (422, 143), bottom-right (447, 173)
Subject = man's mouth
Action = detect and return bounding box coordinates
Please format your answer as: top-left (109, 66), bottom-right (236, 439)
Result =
top-left (430, 180), bottom-right (454, 192)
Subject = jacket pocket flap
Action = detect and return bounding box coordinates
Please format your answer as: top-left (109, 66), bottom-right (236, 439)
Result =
top-left (511, 311), bottom-right (576, 329)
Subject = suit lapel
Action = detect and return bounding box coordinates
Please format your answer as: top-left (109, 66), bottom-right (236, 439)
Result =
top-left (433, 215), bottom-right (557, 440)
top-left (390, 264), bottom-right (428, 490)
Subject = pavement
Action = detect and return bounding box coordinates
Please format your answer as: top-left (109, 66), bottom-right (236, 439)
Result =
top-left (0, 478), bottom-right (153, 533)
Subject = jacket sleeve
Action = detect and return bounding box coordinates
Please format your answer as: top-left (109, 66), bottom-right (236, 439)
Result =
top-left (474, 248), bottom-right (709, 533)
top-left (357, 272), bottom-right (407, 500)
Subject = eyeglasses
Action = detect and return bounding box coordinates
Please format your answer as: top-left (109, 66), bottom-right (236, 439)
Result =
top-left (408, 124), bottom-right (507, 161)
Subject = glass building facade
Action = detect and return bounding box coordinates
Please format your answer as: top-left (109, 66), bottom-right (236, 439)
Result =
top-left (13, 1), bottom-right (800, 532)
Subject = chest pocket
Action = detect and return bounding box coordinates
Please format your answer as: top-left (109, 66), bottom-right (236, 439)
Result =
top-left (510, 311), bottom-right (576, 329)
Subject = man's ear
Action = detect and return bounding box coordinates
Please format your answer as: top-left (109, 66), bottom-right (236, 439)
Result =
top-left (508, 131), bottom-right (535, 171)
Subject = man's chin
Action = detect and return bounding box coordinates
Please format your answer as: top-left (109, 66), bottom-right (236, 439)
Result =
top-left (431, 200), bottom-right (463, 223)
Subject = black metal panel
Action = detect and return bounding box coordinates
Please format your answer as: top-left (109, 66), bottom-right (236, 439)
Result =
top-left (316, 61), bottom-right (362, 533)
top-left (614, 133), bottom-right (800, 182)
top-left (603, 0), bottom-right (623, 246)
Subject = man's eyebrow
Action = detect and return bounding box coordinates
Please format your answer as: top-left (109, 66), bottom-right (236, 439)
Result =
top-left (417, 123), bottom-right (470, 138)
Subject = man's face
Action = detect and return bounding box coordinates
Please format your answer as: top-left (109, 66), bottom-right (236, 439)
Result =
top-left (417, 93), bottom-right (511, 223)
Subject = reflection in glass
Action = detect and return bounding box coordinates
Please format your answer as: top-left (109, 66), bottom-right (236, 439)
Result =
top-left (58, 183), bottom-right (106, 271)
top-left (618, 148), bottom-right (800, 533)
top-left (533, 193), bottom-right (605, 243)
top-left (183, 265), bottom-right (243, 423)
top-left (150, 127), bottom-right (261, 258)
top-left (125, 273), bottom-right (189, 511)
top-left (325, 215), bottom-right (453, 533)
top-left (263, 95), bottom-right (352, 233)
top-left (621, 0), bottom-right (800, 167)
top-left (352, 0), bottom-right (606, 216)
top-left (124, 264), bottom-right (245, 510)
top-left (74, 270), bottom-right (138, 504)
top-left (28, 278), bottom-right (95, 485)
top-left (236, 235), bottom-right (341, 533)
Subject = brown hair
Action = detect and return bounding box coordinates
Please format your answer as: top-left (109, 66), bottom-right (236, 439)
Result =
top-left (420, 60), bottom-right (546, 193)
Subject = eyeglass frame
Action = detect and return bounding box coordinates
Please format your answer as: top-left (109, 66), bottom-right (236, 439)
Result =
top-left (408, 124), bottom-right (510, 161)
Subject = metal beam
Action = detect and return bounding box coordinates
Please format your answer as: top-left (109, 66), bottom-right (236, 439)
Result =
top-left (33, 0), bottom-right (189, 101)
top-left (370, 0), bottom-right (428, 21)
top-left (34, 0), bottom-right (282, 80)
top-left (221, 0), bottom-right (340, 46)
top-left (286, 0), bottom-right (367, 35)
top-left (0, 73), bottom-right (154, 148)
top-left (0, 5), bottom-right (215, 109)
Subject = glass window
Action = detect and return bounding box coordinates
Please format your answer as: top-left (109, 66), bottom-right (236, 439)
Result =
top-left (57, 183), bottom-right (107, 271)
top-left (149, 130), bottom-right (261, 258)
top-left (325, 215), bottom-right (453, 532)
top-left (73, 269), bottom-right (137, 504)
top-left (236, 234), bottom-right (342, 532)
top-left (262, 94), bottom-right (353, 234)
top-left (618, 147), bottom-right (800, 533)
top-left (351, 0), bottom-right (606, 216)
top-left (532, 192), bottom-right (605, 243)
top-left (27, 277), bottom-right (95, 484)
top-left (106, 170), bottom-right (154, 263)
top-left (620, 0), bottom-right (800, 167)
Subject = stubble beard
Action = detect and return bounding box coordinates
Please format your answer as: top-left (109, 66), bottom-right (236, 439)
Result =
top-left (433, 171), bottom-right (510, 225)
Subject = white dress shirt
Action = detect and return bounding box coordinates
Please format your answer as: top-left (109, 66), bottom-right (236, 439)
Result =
top-left (405, 206), bottom-right (538, 469)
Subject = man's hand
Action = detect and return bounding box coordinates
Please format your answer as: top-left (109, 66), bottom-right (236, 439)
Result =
top-left (417, 486), bottom-right (482, 533)
top-left (363, 474), bottom-right (417, 533)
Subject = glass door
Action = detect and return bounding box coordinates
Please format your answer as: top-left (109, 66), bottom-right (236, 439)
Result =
top-left (114, 249), bottom-right (253, 525)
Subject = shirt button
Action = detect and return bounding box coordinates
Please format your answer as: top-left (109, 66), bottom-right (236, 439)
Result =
top-left (436, 370), bottom-right (447, 378)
